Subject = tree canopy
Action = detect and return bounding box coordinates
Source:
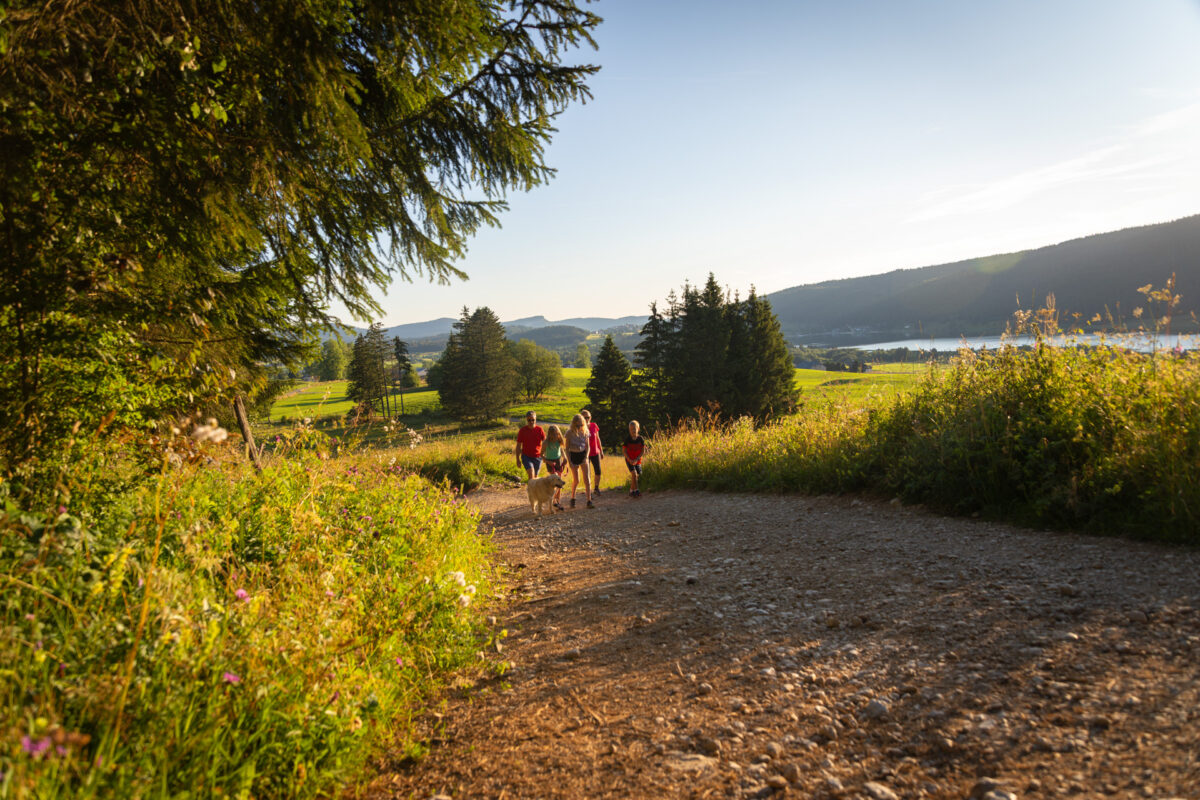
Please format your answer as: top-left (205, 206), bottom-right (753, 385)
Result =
top-left (0, 0), bottom-right (599, 474)
top-left (437, 307), bottom-right (517, 422)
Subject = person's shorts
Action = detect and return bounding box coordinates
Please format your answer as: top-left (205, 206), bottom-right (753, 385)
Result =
top-left (625, 460), bottom-right (642, 475)
top-left (568, 450), bottom-right (587, 467)
top-left (546, 457), bottom-right (565, 475)
top-left (588, 454), bottom-right (602, 475)
top-left (521, 454), bottom-right (542, 473)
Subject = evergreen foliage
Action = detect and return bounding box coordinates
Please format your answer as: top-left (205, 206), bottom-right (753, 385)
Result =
top-left (346, 323), bottom-right (390, 416)
top-left (585, 336), bottom-right (635, 444)
top-left (0, 0), bottom-right (599, 477)
top-left (438, 307), bottom-right (518, 422)
top-left (633, 276), bottom-right (796, 428)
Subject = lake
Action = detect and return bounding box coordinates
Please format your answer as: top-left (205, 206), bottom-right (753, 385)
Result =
top-left (853, 332), bottom-right (1200, 353)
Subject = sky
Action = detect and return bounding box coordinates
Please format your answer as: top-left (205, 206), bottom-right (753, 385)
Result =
top-left (344, 0), bottom-right (1200, 327)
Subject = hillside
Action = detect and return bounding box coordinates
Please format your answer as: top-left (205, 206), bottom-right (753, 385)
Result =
top-left (767, 214), bottom-right (1200, 343)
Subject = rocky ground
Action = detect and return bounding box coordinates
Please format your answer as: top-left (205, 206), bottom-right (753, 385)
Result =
top-left (367, 488), bottom-right (1200, 800)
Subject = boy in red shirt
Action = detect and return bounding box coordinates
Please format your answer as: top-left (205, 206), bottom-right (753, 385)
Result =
top-left (515, 412), bottom-right (546, 480)
top-left (622, 420), bottom-right (646, 498)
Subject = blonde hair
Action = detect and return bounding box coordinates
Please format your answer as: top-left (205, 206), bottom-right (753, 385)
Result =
top-left (547, 424), bottom-right (565, 444)
top-left (628, 420), bottom-right (640, 433)
top-left (570, 413), bottom-right (585, 431)
top-left (580, 409), bottom-right (591, 421)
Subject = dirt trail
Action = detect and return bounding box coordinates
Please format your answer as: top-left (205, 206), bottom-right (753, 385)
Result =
top-left (369, 488), bottom-right (1200, 800)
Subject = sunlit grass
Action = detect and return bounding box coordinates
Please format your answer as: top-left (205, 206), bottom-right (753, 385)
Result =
top-left (1, 437), bottom-right (495, 798)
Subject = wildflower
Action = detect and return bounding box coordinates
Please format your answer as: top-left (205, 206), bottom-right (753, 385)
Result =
top-left (395, 657), bottom-right (404, 667)
top-left (465, 585), bottom-right (476, 595)
top-left (456, 594), bottom-right (472, 608)
top-left (21, 736), bottom-right (51, 758)
top-left (235, 589), bottom-right (249, 602)
top-left (447, 571), bottom-right (466, 587)
top-left (325, 590), bottom-right (335, 598)
top-left (56, 505), bottom-right (67, 515)
top-left (223, 671), bottom-right (242, 684)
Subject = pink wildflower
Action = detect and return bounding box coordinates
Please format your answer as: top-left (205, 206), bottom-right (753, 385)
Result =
top-left (223, 671), bottom-right (241, 684)
top-left (235, 588), bottom-right (249, 602)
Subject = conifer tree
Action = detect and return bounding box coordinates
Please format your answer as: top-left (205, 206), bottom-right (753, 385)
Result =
top-left (633, 301), bottom-right (673, 430)
top-left (438, 307), bottom-right (517, 422)
top-left (741, 290), bottom-right (799, 419)
top-left (585, 336), bottom-right (635, 444)
top-left (347, 323), bottom-right (390, 416)
top-left (1, 0), bottom-right (599, 471)
top-left (669, 275), bottom-right (731, 418)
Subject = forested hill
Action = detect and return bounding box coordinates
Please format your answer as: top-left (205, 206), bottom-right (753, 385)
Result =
top-left (767, 214), bottom-right (1200, 341)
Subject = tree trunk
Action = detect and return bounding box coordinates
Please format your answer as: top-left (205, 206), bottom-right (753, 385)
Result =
top-left (233, 395), bottom-right (262, 471)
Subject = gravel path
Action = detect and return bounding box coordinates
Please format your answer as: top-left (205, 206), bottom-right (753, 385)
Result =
top-left (369, 488), bottom-right (1200, 800)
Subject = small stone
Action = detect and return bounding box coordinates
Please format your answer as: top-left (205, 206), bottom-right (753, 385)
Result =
top-left (696, 736), bottom-right (721, 756)
top-left (863, 782), bottom-right (900, 800)
top-left (697, 682), bottom-right (714, 696)
top-left (778, 762), bottom-right (801, 783)
top-left (864, 699), bottom-right (889, 719)
top-left (563, 647), bottom-right (581, 660)
top-left (766, 775), bottom-right (789, 790)
top-left (825, 776), bottom-right (844, 792)
top-left (663, 752), bottom-right (718, 772)
top-left (686, 575), bottom-right (698, 584)
top-left (667, 520), bottom-right (681, 527)
top-left (1127, 609), bottom-right (1148, 624)
top-left (765, 741), bottom-right (784, 759)
top-left (983, 792), bottom-right (1017, 800)
top-left (970, 778), bottom-right (1005, 799)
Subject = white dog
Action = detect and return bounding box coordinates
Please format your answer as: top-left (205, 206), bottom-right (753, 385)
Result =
top-left (526, 474), bottom-right (566, 516)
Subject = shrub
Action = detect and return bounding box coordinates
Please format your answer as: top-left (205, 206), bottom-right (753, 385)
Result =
top-left (1, 443), bottom-right (493, 798)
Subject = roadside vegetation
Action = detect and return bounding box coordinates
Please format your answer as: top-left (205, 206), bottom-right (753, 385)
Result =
top-left (651, 323), bottom-right (1199, 542)
top-left (1, 437), bottom-right (494, 798)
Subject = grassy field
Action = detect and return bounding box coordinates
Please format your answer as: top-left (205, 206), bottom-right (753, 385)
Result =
top-left (793, 365), bottom-right (926, 403)
top-left (272, 366), bottom-right (924, 424)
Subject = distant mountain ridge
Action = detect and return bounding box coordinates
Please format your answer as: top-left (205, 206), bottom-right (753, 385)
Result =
top-left (376, 314), bottom-right (645, 342)
top-left (766, 214), bottom-right (1200, 344)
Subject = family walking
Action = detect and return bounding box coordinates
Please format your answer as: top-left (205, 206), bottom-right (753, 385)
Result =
top-left (515, 410), bottom-right (644, 510)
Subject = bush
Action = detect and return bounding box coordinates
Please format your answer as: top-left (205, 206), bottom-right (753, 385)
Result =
top-left (649, 342), bottom-right (1200, 542)
top-left (1, 442), bottom-right (493, 798)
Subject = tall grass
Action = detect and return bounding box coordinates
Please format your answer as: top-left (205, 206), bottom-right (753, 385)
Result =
top-left (650, 342), bottom-right (1200, 542)
top-left (2, 437), bottom-right (494, 798)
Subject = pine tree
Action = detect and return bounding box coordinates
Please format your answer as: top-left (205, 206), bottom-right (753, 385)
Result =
top-left (1, 0), bottom-right (599, 471)
top-left (741, 290), bottom-right (799, 419)
top-left (438, 307), bottom-right (517, 422)
top-left (669, 275), bottom-right (731, 418)
top-left (585, 336), bottom-right (635, 445)
top-left (633, 301), bottom-right (673, 430)
top-left (347, 323), bottom-right (390, 416)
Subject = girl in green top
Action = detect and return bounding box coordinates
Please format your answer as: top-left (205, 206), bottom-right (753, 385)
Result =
top-left (543, 424), bottom-right (567, 509)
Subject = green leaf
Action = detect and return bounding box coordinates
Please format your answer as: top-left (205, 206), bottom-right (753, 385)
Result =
top-left (212, 57), bottom-right (226, 74)
top-left (190, 101), bottom-right (201, 118)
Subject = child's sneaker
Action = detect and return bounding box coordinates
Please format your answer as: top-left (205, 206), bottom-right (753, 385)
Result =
top-left (569, 498), bottom-right (576, 508)
top-left (586, 499), bottom-right (595, 509)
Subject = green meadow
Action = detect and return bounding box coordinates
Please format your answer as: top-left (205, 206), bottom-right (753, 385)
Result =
top-left (270, 366), bottom-right (924, 424)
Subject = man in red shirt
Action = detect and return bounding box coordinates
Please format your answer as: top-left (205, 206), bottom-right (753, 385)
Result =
top-left (515, 411), bottom-right (546, 479)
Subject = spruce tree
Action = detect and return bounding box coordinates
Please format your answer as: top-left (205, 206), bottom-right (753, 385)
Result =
top-left (633, 301), bottom-right (673, 430)
top-left (742, 291), bottom-right (799, 419)
top-left (1, 0), bottom-right (599, 471)
top-left (347, 323), bottom-right (390, 416)
top-left (585, 336), bottom-right (635, 445)
top-left (669, 275), bottom-right (731, 418)
top-left (438, 307), bottom-right (517, 422)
